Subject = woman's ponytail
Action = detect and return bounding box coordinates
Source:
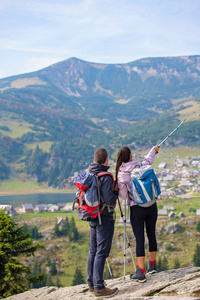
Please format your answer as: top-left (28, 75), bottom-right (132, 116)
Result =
top-left (115, 146), bottom-right (131, 181)
top-left (115, 150), bottom-right (123, 181)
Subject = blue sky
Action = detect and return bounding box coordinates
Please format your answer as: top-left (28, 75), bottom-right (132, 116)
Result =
top-left (0, 0), bottom-right (200, 79)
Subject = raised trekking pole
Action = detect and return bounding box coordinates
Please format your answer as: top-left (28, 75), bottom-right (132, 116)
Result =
top-left (106, 258), bottom-right (113, 279)
top-left (158, 119), bottom-right (186, 147)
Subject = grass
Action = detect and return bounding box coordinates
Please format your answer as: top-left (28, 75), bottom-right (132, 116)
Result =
top-left (26, 141), bottom-right (53, 152)
top-left (0, 177), bottom-right (40, 192)
top-left (151, 146), bottom-right (200, 169)
top-left (175, 100), bottom-right (200, 122)
top-left (0, 118), bottom-right (35, 138)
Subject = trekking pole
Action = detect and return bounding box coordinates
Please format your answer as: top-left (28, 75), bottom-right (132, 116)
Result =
top-left (123, 198), bottom-right (126, 280)
top-left (158, 119), bottom-right (186, 147)
top-left (106, 258), bottom-right (113, 279)
top-left (118, 198), bottom-right (136, 274)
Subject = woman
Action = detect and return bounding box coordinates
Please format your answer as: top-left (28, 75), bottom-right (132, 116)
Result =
top-left (116, 145), bottom-right (159, 283)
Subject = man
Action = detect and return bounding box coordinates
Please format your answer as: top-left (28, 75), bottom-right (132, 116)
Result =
top-left (87, 148), bottom-right (119, 299)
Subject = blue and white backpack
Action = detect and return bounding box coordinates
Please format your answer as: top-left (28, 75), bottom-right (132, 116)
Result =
top-left (131, 165), bottom-right (161, 207)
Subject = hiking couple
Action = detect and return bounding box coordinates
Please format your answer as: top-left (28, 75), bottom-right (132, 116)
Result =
top-left (86, 145), bottom-right (159, 299)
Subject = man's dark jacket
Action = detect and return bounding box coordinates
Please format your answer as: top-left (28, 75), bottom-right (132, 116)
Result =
top-left (88, 162), bottom-right (118, 216)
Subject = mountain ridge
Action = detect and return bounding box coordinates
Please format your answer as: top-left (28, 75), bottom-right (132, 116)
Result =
top-left (0, 55), bottom-right (200, 187)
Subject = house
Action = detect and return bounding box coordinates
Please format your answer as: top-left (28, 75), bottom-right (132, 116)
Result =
top-left (168, 211), bottom-right (176, 219)
top-left (48, 204), bottom-right (59, 212)
top-left (19, 203), bottom-right (34, 213)
top-left (191, 160), bottom-right (199, 167)
top-left (196, 209), bottom-right (200, 216)
top-left (165, 175), bottom-right (174, 181)
top-left (57, 217), bottom-right (65, 227)
top-left (160, 182), bottom-right (168, 187)
top-left (62, 204), bottom-right (73, 211)
top-left (175, 158), bottom-right (184, 167)
top-left (158, 209), bottom-right (168, 216)
top-left (179, 212), bottom-right (185, 218)
top-left (57, 203), bottom-right (66, 210)
top-left (171, 189), bottom-right (185, 196)
top-left (35, 204), bottom-right (48, 212)
top-left (158, 162), bottom-right (166, 169)
top-left (159, 192), bottom-right (170, 199)
top-left (180, 180), bottom-right (194, 188)
top-left (0, 205), bottom-right (16, 216)
top-left (163, 205), bottom-right (175, 211)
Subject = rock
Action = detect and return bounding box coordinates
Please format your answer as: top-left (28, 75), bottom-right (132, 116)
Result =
top-left (3, 267), bottom-right (200, 300)
top-left (164, 222), bottom-right (182, 235)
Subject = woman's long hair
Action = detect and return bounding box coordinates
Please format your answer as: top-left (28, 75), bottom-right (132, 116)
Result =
top-left (115, 146), bottom-right (131, 181)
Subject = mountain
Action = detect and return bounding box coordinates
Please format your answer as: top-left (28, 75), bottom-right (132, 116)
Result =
top-left (0, 55), bottom-right (200, 187)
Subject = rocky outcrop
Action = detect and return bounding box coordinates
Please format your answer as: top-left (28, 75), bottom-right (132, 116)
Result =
top-left (4, 267), bottom-right (200, 300)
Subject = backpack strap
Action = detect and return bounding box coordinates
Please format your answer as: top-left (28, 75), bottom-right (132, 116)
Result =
top-left (96, 172), bottom-right (115, 214)
top-left (97, 172), bottom-right (114, 188)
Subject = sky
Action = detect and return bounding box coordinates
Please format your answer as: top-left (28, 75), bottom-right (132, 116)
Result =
top-left (0, 0), bottom-right (200, 79)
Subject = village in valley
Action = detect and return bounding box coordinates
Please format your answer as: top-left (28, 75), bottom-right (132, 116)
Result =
top-left (1, 154), bottom-right (200, 221)
top-left (155, 155), bottom-right (200, 218)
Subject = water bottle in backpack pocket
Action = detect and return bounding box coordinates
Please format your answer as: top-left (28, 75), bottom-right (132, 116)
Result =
top-left (131, 165), bottom-right (161, 207)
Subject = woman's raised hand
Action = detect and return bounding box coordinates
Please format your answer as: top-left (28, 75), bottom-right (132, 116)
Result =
top-left (153, 145), bottom-right (159, 153)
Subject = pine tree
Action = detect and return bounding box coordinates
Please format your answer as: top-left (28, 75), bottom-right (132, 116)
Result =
top-left (46, 274), bottom-right (53, 287)
top-left (50, 259), bottom-right (57, 275)
top-left (61, 217), bottom-right (70, 236)
top-left (68, 217), bottom-right (79, 242)
top-left (193, 244), bottom-right (200, 266)
top-left (54, 223), bottom-right (61, 237)
top-left (161, 256), bottom-right (169, 271)
top-left (173, 257), bottom-right (180, 269)
top-left (72, 267), bottom-right (85, 286)
top-left (0, 209), bottom-right (44, 298)
top-left (30, 226), bottom-right (40, 239)
top-left (196, 222), bottom-right (200, 232)
top-left (56, 276), bottom-right (62, 287)
top-left (46, 254), bottom-right (51, 267)
top-left (31, 261), bottom-right (46, 288)
top-left (157, 256), bottom-right (162, 272)
top-left (157, 256), bottom-right (169, 272)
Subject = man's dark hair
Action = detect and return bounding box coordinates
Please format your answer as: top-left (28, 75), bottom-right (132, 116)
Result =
top-left (94, 148), bottom-right (108, 164)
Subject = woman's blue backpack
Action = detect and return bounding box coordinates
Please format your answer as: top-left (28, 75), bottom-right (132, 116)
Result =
top-left (131, 165), bottom-right (161, 207)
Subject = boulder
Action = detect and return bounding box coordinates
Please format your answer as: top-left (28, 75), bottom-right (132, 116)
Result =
top-left (4, 267), bottom-right (200, 300)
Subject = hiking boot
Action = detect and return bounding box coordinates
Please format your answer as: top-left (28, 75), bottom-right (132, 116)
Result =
top-left (94, 287), bottom-right (119, 299)
top-left (88, 286), bottom-right (94, 294)
top-left (88, 281), bottom-right (107, 294)
top-left (147, 258), bottom-right (157, 274)
top-left (130, 265), bottom-right (146, 283)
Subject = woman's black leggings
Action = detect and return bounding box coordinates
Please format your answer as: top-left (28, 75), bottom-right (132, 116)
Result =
top-left (130, 202), bottom-right (158, 257)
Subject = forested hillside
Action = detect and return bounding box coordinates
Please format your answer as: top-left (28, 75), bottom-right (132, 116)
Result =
top-left (0, 55), bottom-right (200, 188)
